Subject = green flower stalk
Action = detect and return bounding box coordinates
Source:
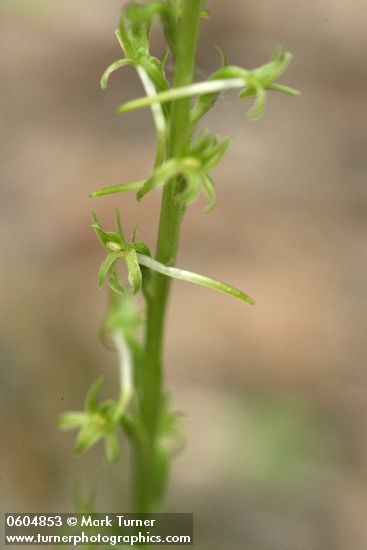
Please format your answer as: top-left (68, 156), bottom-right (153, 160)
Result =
top-left (60, 0), bottom-right (298, 514)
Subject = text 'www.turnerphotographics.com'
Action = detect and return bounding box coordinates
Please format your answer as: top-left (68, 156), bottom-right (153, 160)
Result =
top-left (5, 513), bottom-right (193, 546)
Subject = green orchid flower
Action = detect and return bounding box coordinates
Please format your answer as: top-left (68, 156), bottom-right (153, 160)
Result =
top-left (92, 210), bottom-right (149, 295)
top-left (92, 211), bottom-right (255, 305)
top-left (136, 128), bottom-right (231, 210)
top-left (58, 377), bottom-right (121, 463)
top-left (116, 45), bottom-right (299, 121)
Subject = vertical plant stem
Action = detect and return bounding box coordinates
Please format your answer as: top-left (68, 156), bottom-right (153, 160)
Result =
top-left (134, 0), bottom-right (202, 513)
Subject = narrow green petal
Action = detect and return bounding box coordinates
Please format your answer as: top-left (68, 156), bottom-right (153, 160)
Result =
top-left (136, 254), bottom-right (255, 305)
top-left (266, 82), bottom-right (300, 96)
top-left (125, 248), bottom-right (142, 294)
top-left (89, 180), bottom-right (146, 198)
top-left (115, 28), bottom-right (127, 52)
top-left (215, 45), bottom-right (229, 68)
top-left (115, 209), bottom-right (127, 245)
top-left (271, 43), bottom-right (283, 62)
top-left (100, 59), bottom-right (131, 90)
top-left (133, 241), bottom-right (151, 256)
top-left (238, 86), bottom-right (257, 101)
top-left (98, 253), bottom-right (120, 288)
top-left (92, 212), bottom-right (119, 248)
top-left (161, 47), bottom-right (170, 70)
top-left (201, 174), bottom-right (216, 213)
top-left (204, 136), bottom-right (232, 172)
top-left (252, 51), bottom-right (292, 85)
top-left (75, 422), bottom-right (104, 455)
top-left (247, 87), bottom-right (266, 119)
top-left (108, 267), bottom-right (125, 295)
top-left (104, 432), bottom-right (121, 463)
top-left (175, 172), bottom-right (201, 207)
top-left (58, 412), bottom-right (86, 431)
top-left (85, 376), bottom-right (104, 413)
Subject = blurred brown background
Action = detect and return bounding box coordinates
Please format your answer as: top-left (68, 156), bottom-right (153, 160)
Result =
top-left (1, 1), bottom-right (367, 548)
